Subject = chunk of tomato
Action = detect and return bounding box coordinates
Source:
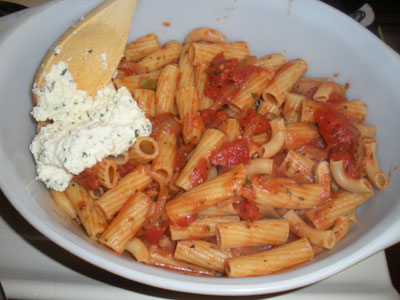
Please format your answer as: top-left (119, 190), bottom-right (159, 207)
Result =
top-left (117, 161), bottom-right (136, 177)
top-left (236, 201), bottom-right (260, 221)
top-left (210, 138), bottom-right (249, 167)
top-left (314, 108), bottom-right (359, 151)
top-left (189, 157), bottom-right (208, 187)
top-left (74, 167), bottom-right (100, 190)
top-left (141, 226), bottom-right (165, 244)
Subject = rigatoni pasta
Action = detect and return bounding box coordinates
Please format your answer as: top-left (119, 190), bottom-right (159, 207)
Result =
top-left (38, 28), bottom-right (389, 279)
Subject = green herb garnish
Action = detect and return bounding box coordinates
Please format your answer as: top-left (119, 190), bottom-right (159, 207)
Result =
top-left (141, 78), bottom-right (157, 91)
top-left (245, 175), bottom-right (252, 185)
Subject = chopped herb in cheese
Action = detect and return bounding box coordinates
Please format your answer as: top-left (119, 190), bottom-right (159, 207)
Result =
top-left (30, 61), bottom-right (151, 191)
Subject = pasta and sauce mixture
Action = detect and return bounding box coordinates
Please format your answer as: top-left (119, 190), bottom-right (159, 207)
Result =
top-left (39, 28), bottom-right (389, 277)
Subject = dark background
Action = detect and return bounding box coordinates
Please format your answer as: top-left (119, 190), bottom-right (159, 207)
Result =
top-left (368, 1), bottom-right (400, 294)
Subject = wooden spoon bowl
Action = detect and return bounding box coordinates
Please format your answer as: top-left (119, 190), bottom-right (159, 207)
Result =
top-left (34, 0), bottom-right (138, 103)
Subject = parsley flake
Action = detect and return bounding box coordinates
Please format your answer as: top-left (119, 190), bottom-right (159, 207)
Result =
top-left (245, 175), bottom-right (252, 185)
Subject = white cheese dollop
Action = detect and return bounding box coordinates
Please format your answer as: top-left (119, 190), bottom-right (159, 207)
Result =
top-left (30, 62), bottom-right (151, 192)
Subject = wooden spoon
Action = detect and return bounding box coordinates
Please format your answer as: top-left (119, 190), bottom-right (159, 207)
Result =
top-left (34, 0), bottom-right (138, 103)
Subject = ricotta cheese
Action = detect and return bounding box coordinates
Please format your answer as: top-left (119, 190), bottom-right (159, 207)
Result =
top-left (30, 62), bottom-right (151, 191)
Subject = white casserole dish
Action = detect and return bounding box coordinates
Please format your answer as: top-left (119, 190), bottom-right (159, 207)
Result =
top-left (0, 0), bottom-right (399, 296)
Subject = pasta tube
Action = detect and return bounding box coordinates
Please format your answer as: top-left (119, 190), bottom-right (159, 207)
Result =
top-left (99, 192), bottom-right (152, 254)
top-left (166, 164), bottom-right (247, 223)
top-left (226, 238), bottom-right (313, 277)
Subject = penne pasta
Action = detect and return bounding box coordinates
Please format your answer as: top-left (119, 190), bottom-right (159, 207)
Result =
top-left (131, 89), bottom-right (156, 118)
top-left (136, 40), bottom-right (182, 72)
top-left (262, 59), bottom-right (308, 107)
top-left (315, 161), bottom-right (331, 202)
top-left (257, 99), bottom-right (281, 116)
top-left (279, 149), bottom-right (315, 183)
top-left (253, 54), bottom-right (286, 71)
top-left (113, 70), bottom-right (161, 91)
top-left (166, 164), bottom-right (246, 223)
top-left (184, 27), bottom-right (226, 44)
top-left (219, 118), bottom-right (240, 142)
top-left (306, 190), bottom-right (374, 229)
top-left (170, 215), bottom-right (240, 241)
top-left (91, 158), bottom-right (119, 189)
top-left (65, 181), bottom-right (107, 240)
top-left (123, 33), bottom-right (160, 62)
top-left (50, 188), bottom-right (76, 219)
top-left (245, 158), bottom-right (273, 177)
top-left (152, 129), bottom-right (178, 181)
top-left (253, 177), bottom-right (321, 209)
top-left (149, 246), bottom-right (215, 277)
top-left (128, 136), bottom-right (159, 164)
top-left (96, 166), bottom-right (152, 220)
top-left (284, 123), bottom-right (320, 149)
top-left (175, 129), bottom-right (225, 190)
top-left (188, 42), bottom-right (249, 65)
top-left (283, 93), bottom-right (306, 123)
top-left (226, 238), bottom-right (313, 277)
top-left (312, 81), bottom-right (345, 102)
top-left (193, 63), bottom-right (214, 109)
top-left (291, 77), bottom-right (331, 97)
top-left (230, 70), bottom-right (274, 112)
top-left (174, 240), bottom-right (232, 273)
top-left (216, 219), bottom-right (289, 249)
top-left (99, 191), bottom-right (152, 254)
top-left (354, 123), bottom-right (376, 138)
top-left (301, 99), bottom-right (367, 123)
top-left (178, 44), bottom-right (195, 88)
top-left (197, 203), bottom-right (238, 217)
top-left (155, 64), bottom-right (180, 115)
top-left (332, 216), bottom-right (350, 243)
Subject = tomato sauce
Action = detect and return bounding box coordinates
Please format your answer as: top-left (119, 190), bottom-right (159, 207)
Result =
top-left (314, 107), bottom-right (361, 178)
top-left (330, 150), bottom-right (361, 178)
top-left (150, 113), bottom-right (181, 139)
top-left (117, 161), bottom-right (136, 177)
top-left (210, 138), bottom-right (250, 167)
top-left (235, 201), bottom-right (260, 221)
top-left (314, 108), bottom-right (359, 151)
top-left (74, 167), bottom-right (100, 190)
top-left (240, 109), bottom-right (271, 138)
top-left (174, 144), bottom-right (194, 172)
top-left (175, 214), bottom-right (196, 226)
top-left (141, 226), bottom-right (166, 244)
top-left (200, 53), bottom-right (261, 125)
top-left (189, 158), bottom-right (208, 187)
